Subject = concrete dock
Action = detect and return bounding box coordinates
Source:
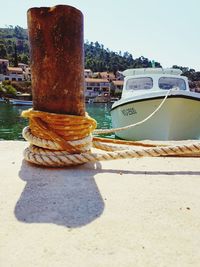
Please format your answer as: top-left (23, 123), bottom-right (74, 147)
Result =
top-left (1, 141), bottom-right (200, 266)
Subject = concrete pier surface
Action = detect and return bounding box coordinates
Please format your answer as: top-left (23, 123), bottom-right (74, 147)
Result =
top-left (1, 141), bottom-right (200, 267)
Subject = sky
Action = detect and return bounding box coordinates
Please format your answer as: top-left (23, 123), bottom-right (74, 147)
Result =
top-left (0, 0), bottom-right (200, 71)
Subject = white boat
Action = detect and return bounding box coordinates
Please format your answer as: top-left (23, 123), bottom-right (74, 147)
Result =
top-left (111, 68), bottom-right (200, 140)
top-left (9, 99), bottom-right (33, 106)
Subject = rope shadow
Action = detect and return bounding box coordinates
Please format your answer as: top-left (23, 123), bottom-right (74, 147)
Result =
top-left (80, 163), bottom-right (200, 176)
top-left (14, 160), bottom-right (104, 228)
top-left (98, 170), bottom-right (200, 176)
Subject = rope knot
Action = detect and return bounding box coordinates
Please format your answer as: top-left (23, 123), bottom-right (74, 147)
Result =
top-left (22, 109), bottom-right (97, 154)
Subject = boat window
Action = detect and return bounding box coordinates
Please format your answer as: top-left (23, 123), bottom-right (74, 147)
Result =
top-left (126, 77), bottom-right (153, 90)
top-left (158, 77), bottom-right (186, 90)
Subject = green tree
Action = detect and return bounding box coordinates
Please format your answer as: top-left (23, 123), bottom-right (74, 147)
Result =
top-left (13, 44), bottom-right (18, 67)
top-left (21, 54), bottom-right (29, 64)
top-left (14, 26), bottom-right (25, 39)
top-left (0, 44), bottom-right (7, 58)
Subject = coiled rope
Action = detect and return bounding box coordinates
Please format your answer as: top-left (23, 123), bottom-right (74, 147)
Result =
top-left (22, 90), bottom-right (200, 167)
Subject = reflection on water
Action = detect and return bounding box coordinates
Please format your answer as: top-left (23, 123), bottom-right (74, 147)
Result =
top-left (0, 102), bottom-right (113, 140)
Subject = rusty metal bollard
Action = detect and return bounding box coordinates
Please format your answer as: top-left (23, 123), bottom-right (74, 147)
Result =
top-left (27, 5), bottom-right (85, 115)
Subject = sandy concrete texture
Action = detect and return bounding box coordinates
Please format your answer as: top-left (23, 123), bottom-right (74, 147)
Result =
top-left (1, 141), bottom-right (200, 267)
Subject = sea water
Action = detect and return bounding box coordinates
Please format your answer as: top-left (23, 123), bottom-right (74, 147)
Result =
top-left (0, 102), bottom-right (113, 140)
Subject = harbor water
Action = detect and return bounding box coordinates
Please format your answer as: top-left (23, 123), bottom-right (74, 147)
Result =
top-left (0, 102), bottom-right (113, 140)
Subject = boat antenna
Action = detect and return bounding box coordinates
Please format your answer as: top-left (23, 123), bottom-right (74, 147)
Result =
top-left (151, 60), bottom-right (155, 68)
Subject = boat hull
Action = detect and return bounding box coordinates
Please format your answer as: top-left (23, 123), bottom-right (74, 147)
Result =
top-left (111, 95), bottom-right (200, 140)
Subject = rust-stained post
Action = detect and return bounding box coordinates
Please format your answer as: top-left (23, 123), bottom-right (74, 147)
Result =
top-left (27, 5), bottom-right (85, 116)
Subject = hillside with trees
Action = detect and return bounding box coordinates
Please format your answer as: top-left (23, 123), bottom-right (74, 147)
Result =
top-left (0, 26), bottom-right (29, 66)
top-left (84, 41), bottom-right (161, 73)
top-left (0, 26), bottom-right (161, 71)
top-left (0, 26), bottom-right (200, 85)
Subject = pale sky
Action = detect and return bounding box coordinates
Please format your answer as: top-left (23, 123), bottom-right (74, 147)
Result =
top-left (0, 0), bottom-right (199, 71)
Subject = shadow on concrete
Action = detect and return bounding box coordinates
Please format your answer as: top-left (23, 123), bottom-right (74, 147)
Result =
top-left (15, 160), bottom-right (200, 228)
top-left (15, 161), bottom-right (104, 228)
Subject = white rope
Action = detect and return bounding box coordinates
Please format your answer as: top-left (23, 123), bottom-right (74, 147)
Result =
top-left (23, 140), bottom-right (200, 167)
top-left (22, 126), bottom-right (92, 152)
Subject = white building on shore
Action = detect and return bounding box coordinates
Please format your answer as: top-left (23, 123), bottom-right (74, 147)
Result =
top-left (0, 59), bottom-right (25, 81)
top-left (3, 67), bottom-right (24, 81)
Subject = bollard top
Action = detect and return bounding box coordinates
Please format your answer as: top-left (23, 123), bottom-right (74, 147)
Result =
top-left (27, 5), bottom-right (83, 16)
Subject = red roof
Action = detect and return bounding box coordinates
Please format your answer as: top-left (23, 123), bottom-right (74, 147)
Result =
top-left (113, 80), bottom-right (124, 86)
top-left (85, 78), bottom-right (110, 83)
top-left (8, 67), bottom-right (23, 73)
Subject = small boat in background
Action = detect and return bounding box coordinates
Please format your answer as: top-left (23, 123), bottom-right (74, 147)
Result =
top-left (111, 68), bottom-right (200, 141)
top-left (8, 98), bottom-right (33, 106)
top-left (8, 93), bottom-right (33, 106)
top-left (85, 98), bottom-right (94, 104)
top-left (93, 92), bottom-right (110, 103)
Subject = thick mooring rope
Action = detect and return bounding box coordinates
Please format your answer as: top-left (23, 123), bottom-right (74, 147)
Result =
top-left (22, 109), bottom-right (96, 154)
top-left (23, 141), bottom-right (200, 167)
top-left (22, 93), bottom-right (200, 167)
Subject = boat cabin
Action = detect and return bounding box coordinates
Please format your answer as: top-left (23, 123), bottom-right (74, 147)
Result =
top-left (121, 68), bottom-right (189, 99)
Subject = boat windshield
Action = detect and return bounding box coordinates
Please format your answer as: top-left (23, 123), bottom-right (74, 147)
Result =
top-left (158, 77), bottom-right (186, 90)
top-left (126, 77), bottom-right (153, 90)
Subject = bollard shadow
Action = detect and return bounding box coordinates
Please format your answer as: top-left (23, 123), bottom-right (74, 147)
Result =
top-left (15, 160), bottom-right (104, 228)
top-left (15, 159), bottom-right (200, 228)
